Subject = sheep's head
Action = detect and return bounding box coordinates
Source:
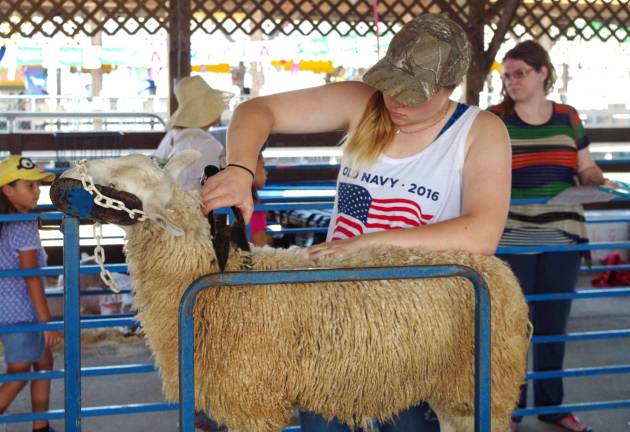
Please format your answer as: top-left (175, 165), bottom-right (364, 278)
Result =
top-left (50, 151), bottom-right (200, 236)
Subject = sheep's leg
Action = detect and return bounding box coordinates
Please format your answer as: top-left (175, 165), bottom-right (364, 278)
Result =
top-left (431, 418), bottom-right (467, 432)
top-left (432, 405), bottom-right (511, 432)
top-left (209, 376), bottom-right (293, 432)
top-left (429, 405), bottom-right (474, 432)
top-left (491, 417), bottom-right (512, 432)
top-left (434, 416), bottom-right (473, 432)
top-left (213, 409), bottom-right (291, 432)
top-left (212, 394), bottom-right (292, 432)
top-left (432, 411), bottom-right (511, 432)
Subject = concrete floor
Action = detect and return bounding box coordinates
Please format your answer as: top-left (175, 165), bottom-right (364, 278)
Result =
top-left (2, 277), bottom-right (630, 432)
top-left (517, 290), bottom-right (630, 432)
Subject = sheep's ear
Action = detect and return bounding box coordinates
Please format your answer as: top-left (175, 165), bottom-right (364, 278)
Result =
top-left (143, 203), bottom-right (185, 236)
top-left (164, 149), bottom-right (200, 180)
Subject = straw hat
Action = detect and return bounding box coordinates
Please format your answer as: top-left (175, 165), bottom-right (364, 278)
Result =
top-left (167, 76), bottom-right (232, 129)
top-left (0, 156), bottom-right (55, 186)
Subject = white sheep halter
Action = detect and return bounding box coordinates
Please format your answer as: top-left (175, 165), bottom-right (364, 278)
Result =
top-left (76, 159), bottom-right (146, 222)
top-left (75, 159), bottom-right (148, 292)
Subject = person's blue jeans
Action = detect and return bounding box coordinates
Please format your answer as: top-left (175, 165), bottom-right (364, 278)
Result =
top-left (500, 251), bottom-right (582, 423)
top-left (299, 403), bottom-right (440, 431)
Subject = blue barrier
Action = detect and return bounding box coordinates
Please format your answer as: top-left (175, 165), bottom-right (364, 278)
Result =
top-left (0, 404), bottom-right (179, 425)
top-left (0, 263), bottom-right (128, 278)
top-left (178, 265), bottom-right (492, 432)
top-left (0, 217), bottom-right (172, 429)
top-left (18, 198), bottom-right (630, 245)
top-left (0, 364), bottom-right (157, 384)
top-left (257, 189), bottom-right (630, 206)
top-left (515, 400), bottom-right (630, 418)
top-left (0, 318), bottom-right (137, 334)
top-left (1, 197), bottom-right (629, 428)
top-left (525, 287), bottom-right (630, 302)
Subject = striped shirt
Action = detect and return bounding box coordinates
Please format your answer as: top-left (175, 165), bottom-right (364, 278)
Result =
top-left (489, 102), bottom-right (589, 247)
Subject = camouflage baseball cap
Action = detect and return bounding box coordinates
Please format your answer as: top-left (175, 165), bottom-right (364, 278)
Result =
top-left (362, 14), bottom-right (471, 105)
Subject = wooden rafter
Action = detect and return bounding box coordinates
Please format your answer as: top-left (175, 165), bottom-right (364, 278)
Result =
top-left (2, 0), bottom-right (630, 105)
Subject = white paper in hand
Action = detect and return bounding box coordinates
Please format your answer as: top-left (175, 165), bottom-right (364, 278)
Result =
top-left (547, 186), bottom-right (619, 205)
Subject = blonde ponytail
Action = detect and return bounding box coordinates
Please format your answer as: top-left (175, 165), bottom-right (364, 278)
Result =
top-left (342, 91), bottom-right (396, 168)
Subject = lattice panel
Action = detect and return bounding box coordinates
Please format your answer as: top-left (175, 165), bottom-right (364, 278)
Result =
top-left (0, 0), bottom-right (169, 37)
top-left (191, 0), bottom-right (468, 36)
top-left (492, 0), bottom-right (630, 43)
top-left (2, 0), bottom-right (630, 40)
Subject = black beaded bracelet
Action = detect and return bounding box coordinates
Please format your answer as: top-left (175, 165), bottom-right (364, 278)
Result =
top-left (226, 163), bottom-right (255, 180)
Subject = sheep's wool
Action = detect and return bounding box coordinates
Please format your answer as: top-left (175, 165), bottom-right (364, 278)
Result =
top-left (123, 193), bottom-right (529, 432)
top-left (63, 154), bottom-right (529, 432)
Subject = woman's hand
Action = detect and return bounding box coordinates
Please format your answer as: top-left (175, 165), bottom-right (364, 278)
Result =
top-left (201, 166), bottom-right (255, 223)
top-left (308, 235), bottom-right (372, 261)
top-left (44, 330), bottom-right (62, 348)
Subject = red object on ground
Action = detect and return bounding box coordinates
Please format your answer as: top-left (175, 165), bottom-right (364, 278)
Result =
top-left (591, 252), bottom-right (630, 287)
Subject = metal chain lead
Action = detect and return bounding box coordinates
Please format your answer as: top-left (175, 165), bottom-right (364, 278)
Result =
top-left (93, 222), bottom-right (120, 293)
top-left (75, 159), bottom-right (143, 293)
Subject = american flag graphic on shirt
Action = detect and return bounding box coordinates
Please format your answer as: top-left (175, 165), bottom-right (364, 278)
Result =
top-left (331, 183), bottom-right (434, 240)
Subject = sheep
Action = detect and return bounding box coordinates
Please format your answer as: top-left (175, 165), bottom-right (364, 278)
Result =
top-left (53, 152), bottom-right (530, 432)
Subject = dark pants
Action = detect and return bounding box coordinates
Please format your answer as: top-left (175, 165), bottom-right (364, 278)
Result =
top-left (299, 403), bottom-right (439, 431)
top-left (501, 252), bottom-right (582, 422)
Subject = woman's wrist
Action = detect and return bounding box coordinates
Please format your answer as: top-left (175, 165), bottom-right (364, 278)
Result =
top-left (226, 163), bottom-right (255, 180)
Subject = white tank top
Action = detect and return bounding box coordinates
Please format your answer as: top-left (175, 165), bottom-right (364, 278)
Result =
top-left (327, 103), bottom-right (480, 241)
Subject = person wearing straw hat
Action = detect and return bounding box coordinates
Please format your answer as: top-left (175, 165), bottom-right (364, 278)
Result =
top-left (154, 75), bottom-right (232, 190)
top-left (157, 76), bottom-right (234, 431)
top-left (0, 155), bottom-right (60, 432)
top-left (202, 13), bottom-right (513, 432)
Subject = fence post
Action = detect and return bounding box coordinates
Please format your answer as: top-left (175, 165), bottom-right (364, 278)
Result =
top-left (63, 217), bottom-right (82, 431)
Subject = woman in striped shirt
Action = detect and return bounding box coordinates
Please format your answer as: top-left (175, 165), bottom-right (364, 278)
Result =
top-left (489, 40), bottom-right (605, 432)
